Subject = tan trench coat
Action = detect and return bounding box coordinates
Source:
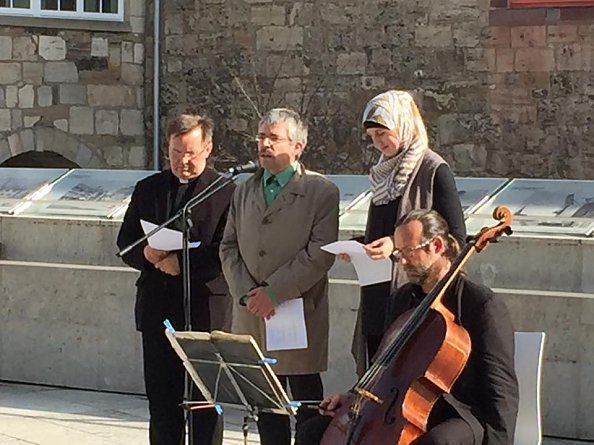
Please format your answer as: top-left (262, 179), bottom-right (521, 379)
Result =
top-left (219, 164), bottom-right (339, 375)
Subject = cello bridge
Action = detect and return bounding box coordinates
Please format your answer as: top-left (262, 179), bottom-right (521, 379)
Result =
top-left (354, 387), bottom-right (384, 405)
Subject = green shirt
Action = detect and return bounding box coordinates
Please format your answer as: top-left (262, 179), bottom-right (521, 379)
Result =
top-left (262, 162), bottom-right (298, 207)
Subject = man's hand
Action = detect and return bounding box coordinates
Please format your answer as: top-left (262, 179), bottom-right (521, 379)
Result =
top-left (155, 253), bottom-right (181, 276)
top-left (363, 236), bottom-right (394, 260)
top-left (246, 287), bottom-right (276, 319)
top-left (337, 253), bottom-right (351, 262)
top-left (144, 245), bottom-right (169, 265)
top-left (318, 393), bottom-right (348, 417)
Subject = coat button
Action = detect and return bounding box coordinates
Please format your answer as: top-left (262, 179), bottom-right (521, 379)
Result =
top-left (258, 250), bottom-right (266, 257)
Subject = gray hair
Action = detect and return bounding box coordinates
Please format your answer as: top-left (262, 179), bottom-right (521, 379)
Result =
top-left (259, 108), bottom-right (308, 148)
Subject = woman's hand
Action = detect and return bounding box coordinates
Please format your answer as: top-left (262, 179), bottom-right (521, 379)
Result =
top-left (363, 236), bottom-right (394, 260)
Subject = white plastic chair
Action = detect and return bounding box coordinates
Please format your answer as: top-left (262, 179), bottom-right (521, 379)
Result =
top-left (513, 331), bottom-right (546, 445)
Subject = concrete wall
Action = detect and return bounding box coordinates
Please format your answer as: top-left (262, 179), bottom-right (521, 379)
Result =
top-left (1, 215), bottom-right (593, 439)
top-left (0, 0), bottom-right (148, 168)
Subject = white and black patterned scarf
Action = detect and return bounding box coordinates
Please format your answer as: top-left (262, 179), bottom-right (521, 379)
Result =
top-left (362, 90), bottom-right (429, 206)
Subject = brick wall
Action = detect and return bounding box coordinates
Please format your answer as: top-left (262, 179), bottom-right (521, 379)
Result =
top-left (157, 0), bottom-right (593, 179)
top-left (0, 1), bottom-right (147, 168)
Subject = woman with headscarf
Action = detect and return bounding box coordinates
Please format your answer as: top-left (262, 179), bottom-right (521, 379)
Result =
top-left (349, 90), bottom-right (466, 371)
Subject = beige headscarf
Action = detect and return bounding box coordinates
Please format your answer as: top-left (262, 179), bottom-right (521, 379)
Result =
top-left (362, 90), bottom-right (429, 206)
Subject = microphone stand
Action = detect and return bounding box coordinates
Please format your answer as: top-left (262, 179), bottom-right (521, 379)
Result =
top-left (116, 168), bottom-right (245, 445)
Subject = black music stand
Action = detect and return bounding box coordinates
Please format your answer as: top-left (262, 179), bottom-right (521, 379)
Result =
top-left (163, 322), bottom-right (298, 445)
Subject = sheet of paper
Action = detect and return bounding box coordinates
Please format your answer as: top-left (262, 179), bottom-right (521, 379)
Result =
top-left (265, 298), bottom-right (308, 352)
top-left (140, 219), bottom-right (201, 251)
top-left (322, 240), bottom-right (392, 286)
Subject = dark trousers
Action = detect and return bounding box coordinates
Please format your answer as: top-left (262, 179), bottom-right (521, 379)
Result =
top-left (257, 373), bottom-right (323, 445)
top-left (296, 411), bottom-right (474, 445)
top-left (142, 328), bottom-right (223, 445)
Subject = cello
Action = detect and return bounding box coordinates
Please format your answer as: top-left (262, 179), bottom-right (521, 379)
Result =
top-left (321, 206), bottom-right (513, 445)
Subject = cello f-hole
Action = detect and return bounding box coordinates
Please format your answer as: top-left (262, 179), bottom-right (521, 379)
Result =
top-left (383, 387), bottom-right (400, 425)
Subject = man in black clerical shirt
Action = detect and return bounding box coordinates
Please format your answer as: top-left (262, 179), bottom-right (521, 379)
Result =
top-left (117, 113), bottom-right (235, 445)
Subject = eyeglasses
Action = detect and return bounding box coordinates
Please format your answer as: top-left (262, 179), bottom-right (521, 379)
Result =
top-left (391, 238), bottom-right (434, 262)
top-left (256, 134), bottom-right (291, 145)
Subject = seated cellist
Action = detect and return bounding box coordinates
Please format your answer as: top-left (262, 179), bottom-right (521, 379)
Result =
top-left (297, 209), bottom-right (519, 445)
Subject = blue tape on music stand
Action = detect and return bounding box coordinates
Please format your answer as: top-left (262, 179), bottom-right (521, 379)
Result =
top-left (288, 400), bottom-right (301, 408)
top-left (259, 357), bottom-right (277, 365)
top-left (215, 404), bottom-right (224, 415)
top-left (163, 319), bottom-right (175, 333)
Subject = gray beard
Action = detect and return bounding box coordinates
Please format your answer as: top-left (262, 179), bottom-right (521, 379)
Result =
top-left (404, 262), bottom-right (433, 287)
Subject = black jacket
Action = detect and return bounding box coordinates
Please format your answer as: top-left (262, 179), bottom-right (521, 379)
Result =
top-left (116, 168), bottom-right (236, 332)
top-left (361, 164), bottom-right (467, 336)
top-left (385, 274), bottom-right (519, 445)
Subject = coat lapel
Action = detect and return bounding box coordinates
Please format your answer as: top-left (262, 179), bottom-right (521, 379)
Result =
top-left (263, 163), bottom-right (307, 218)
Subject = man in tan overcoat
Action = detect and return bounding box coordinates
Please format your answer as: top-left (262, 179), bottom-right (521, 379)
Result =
top-left (220, 108), bottom-right (339, 445)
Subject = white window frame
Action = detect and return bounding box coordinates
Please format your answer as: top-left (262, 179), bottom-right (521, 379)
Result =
top-left (0, 0), bottom-right (124, 21)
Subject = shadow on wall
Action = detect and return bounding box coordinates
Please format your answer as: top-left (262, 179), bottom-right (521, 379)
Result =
top-left (0, 151), bottom-right (80, 168)
top-left (0, 126), bottom-right (106, 168)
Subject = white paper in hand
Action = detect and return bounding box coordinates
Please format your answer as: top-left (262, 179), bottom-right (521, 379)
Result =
top-left (140, 219), bottom-right (201, 251)
top-left (322, 240), bottom-right (392, 286)
top-left (265, 298), bottom-right (308, 351)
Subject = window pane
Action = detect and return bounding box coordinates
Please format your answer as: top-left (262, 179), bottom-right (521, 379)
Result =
top-left (84, 0), bottom-right (99, 12)
top-left (60, 0), bottom-right (75, 10)
top-left (13, 0), bottom-right (30, 7)
top-left (40, 0), bottom-right (57, 9)
top-left (0, 0), bottom-right (9, 7)
top-left (101, 0), bottom-right (117, 13)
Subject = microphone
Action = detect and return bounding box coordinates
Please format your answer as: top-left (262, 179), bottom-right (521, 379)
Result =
top-left (228, 161), bottom-right (259, 176)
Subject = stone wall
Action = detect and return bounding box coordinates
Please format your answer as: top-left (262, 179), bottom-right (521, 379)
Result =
top-left (0, 2), bottom-right (147, 168)
top-left (157, 0), bottom-right (594, 178)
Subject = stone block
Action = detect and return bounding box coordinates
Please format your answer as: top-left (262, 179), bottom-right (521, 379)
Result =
top-left (0, 138), bottom-right (10, 163)
top-left (87, 85), bottom-right (136, 107)
top-left (496, 48), bottom-right (515, 73)
top-left (0, 36), bottom-right (12, 60)
top-left (12, 36), bottom-right (37, 61)
top-left (11, 109), bottom-right (21, 130)
top-left (18, 85), bottom-right (34, 109)
top-left (91, 37), bottom-right (109, 57)
top-left (336, 52), bottom-right (367, 75)
top-left (39, 36), bottom-right (66, 61)
top-left (128, 145), bottom-right (146, 167)
top-left (103, 145), bottom-right (124, 166)
top-left (415, 25), bottom-right (453, 48)
top-left (120, 64), bottom-right (144, 85)
top-left (37, 86), bottom-right (53, 107)
top-left (321, 4), bottom-right (360, 25)
top-left (69, 106), bottom-right (94, 135)
top-left (108, 44), bottom-right (121, 67)
top-left (8, 133), bottom-right (24, 155)
top-left (251, 5), bottom-right (285, 26)
top-left (515, 48), bottom-right (554, 72)
top-left (256, 26), bottom-right (303, 50)
top-left (95, 110), bottom-right (119, 135)
top-left (0, 88), bottom-right (4, 108)
top-left (121, 41), bottom-right (134, 63)
top-left (0, 109), bottom-right (10, 132)
top-left (120, 109), bottom-right (144, 136)
top-left (75, 143), bottom-right (93, 166)
top-left (130, 16), bottom-right (145, 34)
top-left (511, 26), bottom-right (546, 48)
top-left (53, 119), bottom-right (68, 132)
top-left (133, 43), bottom-right (144, 64)
top-left (59, 84), bottom-right (87, 105)
top-left (24, 116), bottom-right (41, 127)
top-left (555, 44), bottom-right (591, 71)
top-left (0, 63), bottom-right (21, 85)
top-left (44, 62), bottom-right (79, 83)
top-left (129, 0), bottom-right (145, 17)
top-left (465, 48), bottom-right (496, 72)
top-left (547, 25), bottom-right (579, 44)
top-left (23, 63), bottom-right (44, 85)
top-left (486, 26), bottom-right (511, 48)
